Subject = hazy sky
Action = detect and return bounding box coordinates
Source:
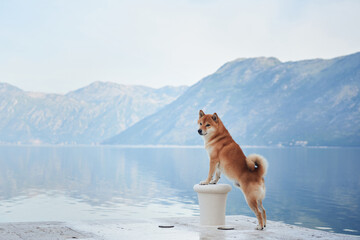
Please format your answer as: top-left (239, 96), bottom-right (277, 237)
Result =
top-left (1, 0), bottom-right (359, 93)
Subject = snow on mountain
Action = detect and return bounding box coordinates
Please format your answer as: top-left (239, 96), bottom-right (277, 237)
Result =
top-left (0, 82), bottom-right (187, 144)
top-left (104, 52), bottom-right (360, 147)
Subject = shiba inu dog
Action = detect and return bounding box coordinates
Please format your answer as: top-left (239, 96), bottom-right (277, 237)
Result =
top-left (197, 110), bottom-right (268, 230)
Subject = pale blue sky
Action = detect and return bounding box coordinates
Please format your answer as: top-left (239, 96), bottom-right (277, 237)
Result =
top-left (1, 0), bottom-right (359, 93)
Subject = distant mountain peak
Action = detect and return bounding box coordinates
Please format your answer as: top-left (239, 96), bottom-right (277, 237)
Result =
top-left (216, 56), bottom-right (281, 74)
top-left (0, 82), bottom-right (23, 93)
top-left (0, 81), bottom-right (188, 144)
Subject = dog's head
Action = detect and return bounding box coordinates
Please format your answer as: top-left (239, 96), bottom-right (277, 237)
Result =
top-left (197, 110), bottom-right (219, 137)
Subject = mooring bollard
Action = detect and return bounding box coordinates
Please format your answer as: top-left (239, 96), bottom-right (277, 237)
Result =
top-left (193, 184), bottom-right (232, 226)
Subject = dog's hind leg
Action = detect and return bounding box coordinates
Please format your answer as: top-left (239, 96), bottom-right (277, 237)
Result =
top-left (258, 199), bottom-right (266, 228)
top-left (247, 197), bottom-right (264, 230)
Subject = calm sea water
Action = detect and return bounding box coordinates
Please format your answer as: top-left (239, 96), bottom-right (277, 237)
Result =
top-left (0, 146), bottom-right (359, 235)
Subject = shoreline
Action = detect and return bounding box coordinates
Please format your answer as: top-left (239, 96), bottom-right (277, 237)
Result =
top-left (1, 215), bottom-right (359, 240)
top-left (1, 143), bottom-right (360, 149)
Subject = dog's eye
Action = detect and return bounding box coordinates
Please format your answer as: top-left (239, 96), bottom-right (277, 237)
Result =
top-left (206, 124), bottom-right (210, 127)
top-left (199, 123), bottom-right (202, 126)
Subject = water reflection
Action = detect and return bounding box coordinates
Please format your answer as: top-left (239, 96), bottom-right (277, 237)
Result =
top-left (0, 146), bottom-right (359, 235)
top-left (0, 146), bottom-right (207, 222)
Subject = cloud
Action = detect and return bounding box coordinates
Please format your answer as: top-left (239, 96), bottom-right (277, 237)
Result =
top-left (0, 0), bottom-right (359, 93)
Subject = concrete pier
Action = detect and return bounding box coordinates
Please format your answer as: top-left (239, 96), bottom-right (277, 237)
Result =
top-left (0, 215), bottom-right (359, 240)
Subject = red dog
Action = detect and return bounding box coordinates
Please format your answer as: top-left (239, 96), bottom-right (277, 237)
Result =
top-left (198, 110), bottom-right (268, 230)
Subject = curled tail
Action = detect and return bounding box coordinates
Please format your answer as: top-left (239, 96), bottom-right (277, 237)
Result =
top-left (246, 154), bottom-right (268, 177)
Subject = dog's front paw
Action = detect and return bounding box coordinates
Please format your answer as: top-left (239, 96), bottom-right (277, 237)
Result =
top-left (199, 180), bottom-right (209, 185)
top-left (209, 180), bottom-right (218, 184)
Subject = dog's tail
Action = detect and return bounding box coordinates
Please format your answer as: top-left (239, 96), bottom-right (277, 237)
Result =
top-left (246, 154), bottom-right (268, 177)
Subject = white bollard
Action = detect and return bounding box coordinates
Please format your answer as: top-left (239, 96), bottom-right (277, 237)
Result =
top-left (193, 184), bottom-right (232, 226)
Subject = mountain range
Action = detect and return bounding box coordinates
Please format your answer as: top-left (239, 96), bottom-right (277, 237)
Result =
top-left (105, 52), bottom-right (360, 147)
top-left (1, 52), bottom-right (359, 146)
top-left (0, 82), bottom-right (187, 144)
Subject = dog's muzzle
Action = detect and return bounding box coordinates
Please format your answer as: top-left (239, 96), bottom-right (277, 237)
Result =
top-left (198, 129), bottom-right (205, 135)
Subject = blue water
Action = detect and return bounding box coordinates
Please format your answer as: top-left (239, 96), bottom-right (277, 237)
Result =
top-left (0, 146), bottom-right (359, 235)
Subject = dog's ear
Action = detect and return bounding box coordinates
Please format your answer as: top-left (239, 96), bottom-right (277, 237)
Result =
top-left (212, 113), bottom-right (218, 123)
top-left (199, 110), bottom-right (205, 118)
